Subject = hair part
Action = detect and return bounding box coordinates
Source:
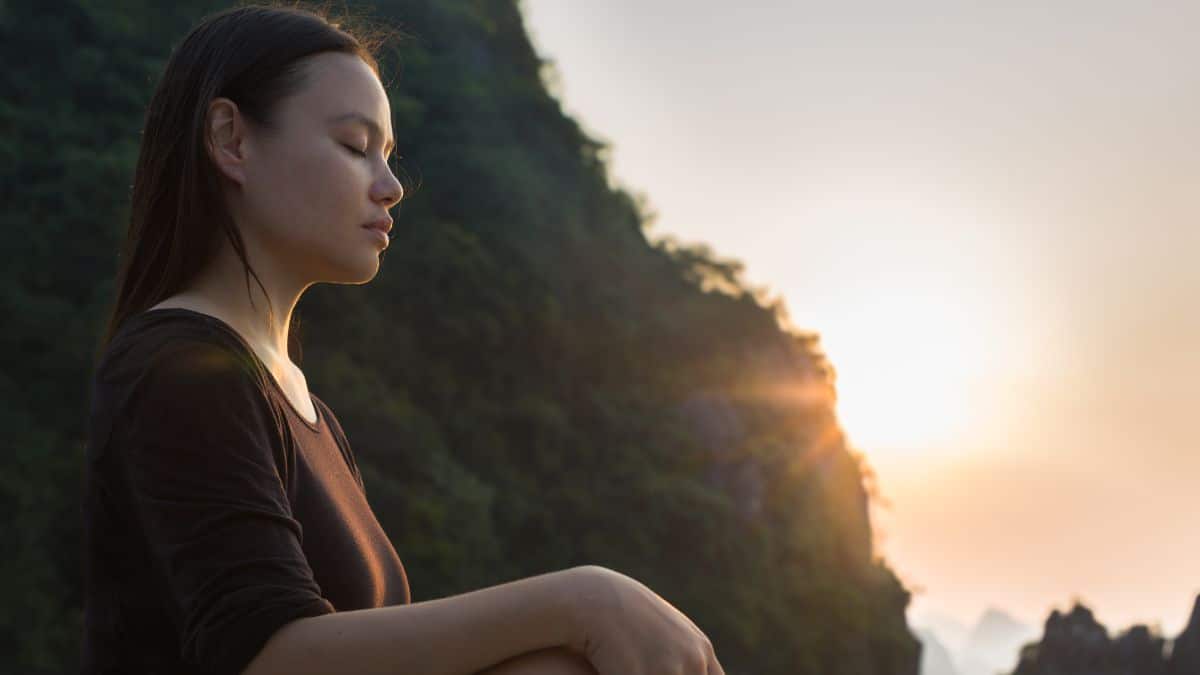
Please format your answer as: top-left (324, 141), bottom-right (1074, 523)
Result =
top-left (94, 1), bottom-right (400, 366)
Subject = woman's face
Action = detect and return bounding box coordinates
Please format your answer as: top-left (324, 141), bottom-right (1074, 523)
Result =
top-left (221, 51), bottom-right (403, 285)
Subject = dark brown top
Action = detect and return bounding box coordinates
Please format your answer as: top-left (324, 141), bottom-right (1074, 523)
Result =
top-left (80, 308), bottom-right (410, 675)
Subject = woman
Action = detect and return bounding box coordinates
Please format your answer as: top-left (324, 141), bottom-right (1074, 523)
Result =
top-left (81, 5), bottom-right (724, 675)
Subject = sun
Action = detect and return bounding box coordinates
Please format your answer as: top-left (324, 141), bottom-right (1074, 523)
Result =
top-left (815, 287), bottom-right (992, 463)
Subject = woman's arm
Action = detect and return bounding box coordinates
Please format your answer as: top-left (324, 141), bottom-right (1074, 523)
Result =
top-left (475, 647), bottom-right (600, 675)
top-left (243, 566), bottom-right (594, 675)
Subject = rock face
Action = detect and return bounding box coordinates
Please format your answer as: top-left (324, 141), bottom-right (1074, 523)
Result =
top-left (1010, 601), bottom-right (1188, 675)
top-left (1167, 596), bottom-right (1200, 675)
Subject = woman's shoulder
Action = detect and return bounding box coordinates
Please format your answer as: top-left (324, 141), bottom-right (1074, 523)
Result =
top-left (99, 309), bottom-right (255, 381)
top-left (89, 311), bottom-right (273, 435)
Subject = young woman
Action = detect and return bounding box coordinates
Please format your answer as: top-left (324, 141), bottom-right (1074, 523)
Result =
top-left (81, 5), bottom-right (724, 675)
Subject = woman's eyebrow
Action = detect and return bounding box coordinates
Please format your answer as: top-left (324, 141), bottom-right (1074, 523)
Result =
top-left (327, 111), bottom-right (395, 154)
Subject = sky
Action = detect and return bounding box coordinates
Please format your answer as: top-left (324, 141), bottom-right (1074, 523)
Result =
top-left (519, 0), bottom-right (1199, 638)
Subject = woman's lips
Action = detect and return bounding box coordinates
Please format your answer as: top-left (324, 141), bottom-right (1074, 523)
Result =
top-left (363, 217), bottom-right (393, 233)
top-left (363, 225), bottom-right (389, 247)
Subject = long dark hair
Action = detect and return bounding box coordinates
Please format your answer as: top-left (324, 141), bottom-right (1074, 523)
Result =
top-left (93, 2), bottom-right (395, 366)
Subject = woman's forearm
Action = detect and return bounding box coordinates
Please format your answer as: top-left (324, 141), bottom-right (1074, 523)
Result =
top-left (243, 566), bottom-right (593, 675)
top-left (475, 646), bottom-right (600, 675)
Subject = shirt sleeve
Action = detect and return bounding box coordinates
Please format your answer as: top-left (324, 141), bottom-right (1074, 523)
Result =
top-left (111, 338), bottom-right (335, 675)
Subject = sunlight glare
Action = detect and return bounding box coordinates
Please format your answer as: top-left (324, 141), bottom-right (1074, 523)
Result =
top-left (818, 288), bottom-right (992, 462)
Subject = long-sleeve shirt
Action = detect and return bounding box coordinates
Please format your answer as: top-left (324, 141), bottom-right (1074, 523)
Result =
top-left (81, 307), bottom-right (411, 675)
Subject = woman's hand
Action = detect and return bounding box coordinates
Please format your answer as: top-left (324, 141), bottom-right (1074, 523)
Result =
top-left (567, 566), bottom-right (726, 675)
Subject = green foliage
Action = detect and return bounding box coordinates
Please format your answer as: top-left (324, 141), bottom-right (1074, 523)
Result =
top-left (0, 1), bottom-right (919, 673)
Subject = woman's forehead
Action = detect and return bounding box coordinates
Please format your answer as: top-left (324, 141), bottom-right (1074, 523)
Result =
top-left (294, 52), bottom-right (387, 118)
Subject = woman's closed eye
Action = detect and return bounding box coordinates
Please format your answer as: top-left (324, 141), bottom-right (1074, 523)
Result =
top-left (342, 142), bottom-right (401, 167)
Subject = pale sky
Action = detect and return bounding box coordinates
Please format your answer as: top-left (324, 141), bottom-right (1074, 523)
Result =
top-left (520, 0), bottom-right (1199, 637)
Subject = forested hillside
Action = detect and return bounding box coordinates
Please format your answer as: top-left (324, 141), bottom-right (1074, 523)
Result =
top-left (0, 1), bottom-right (919, 673)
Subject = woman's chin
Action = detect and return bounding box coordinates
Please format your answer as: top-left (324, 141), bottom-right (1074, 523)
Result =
top-left (350, 257), bottom-right (383, 284)
top-left (318, 254), bottom-right (382, 286)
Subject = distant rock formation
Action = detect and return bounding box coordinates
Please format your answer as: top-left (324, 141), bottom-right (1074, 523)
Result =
top-left (958, 608), bottom-right (1039, 675)
top-left (1167, 595), bottom-right (1200, 675)
top-left (916, 627), bottom-right (960, 675)
top-left (915, 611), bottom-right (971, 655)
top-left (913, 607), bottom-right (1036, 675)
top-left (1010, 598), bottom-right (1200, 675)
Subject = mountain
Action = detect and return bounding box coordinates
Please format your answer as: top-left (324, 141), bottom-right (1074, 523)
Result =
top-left (913, 609), bottom-right (971, 655)
top-left (958, 608), bottom-right (1039, 675)
top-left (912, 606), bottom-right (1037, 675)
top-left (917, 627), bottom-right (960, 675)
top-left (1010, 598), bottom-right (1200, 675)
top-left (1167, 595), bottom-right (1200, 674)
top-left (0, 1), bottom-right (919, 673)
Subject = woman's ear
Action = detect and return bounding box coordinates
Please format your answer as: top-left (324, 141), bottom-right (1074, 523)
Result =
top-left (206, 97), bottom-right (248, 186)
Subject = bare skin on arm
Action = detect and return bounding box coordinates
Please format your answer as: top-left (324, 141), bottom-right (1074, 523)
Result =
top-left (476, 647), bottom-right (600, 675)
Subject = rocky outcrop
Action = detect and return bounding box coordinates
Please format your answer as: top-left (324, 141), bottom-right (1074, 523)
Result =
top-left (1010, 600), bottom-right (1187, 675)
top-left (1167, 595), bottom-right (1200, 675)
